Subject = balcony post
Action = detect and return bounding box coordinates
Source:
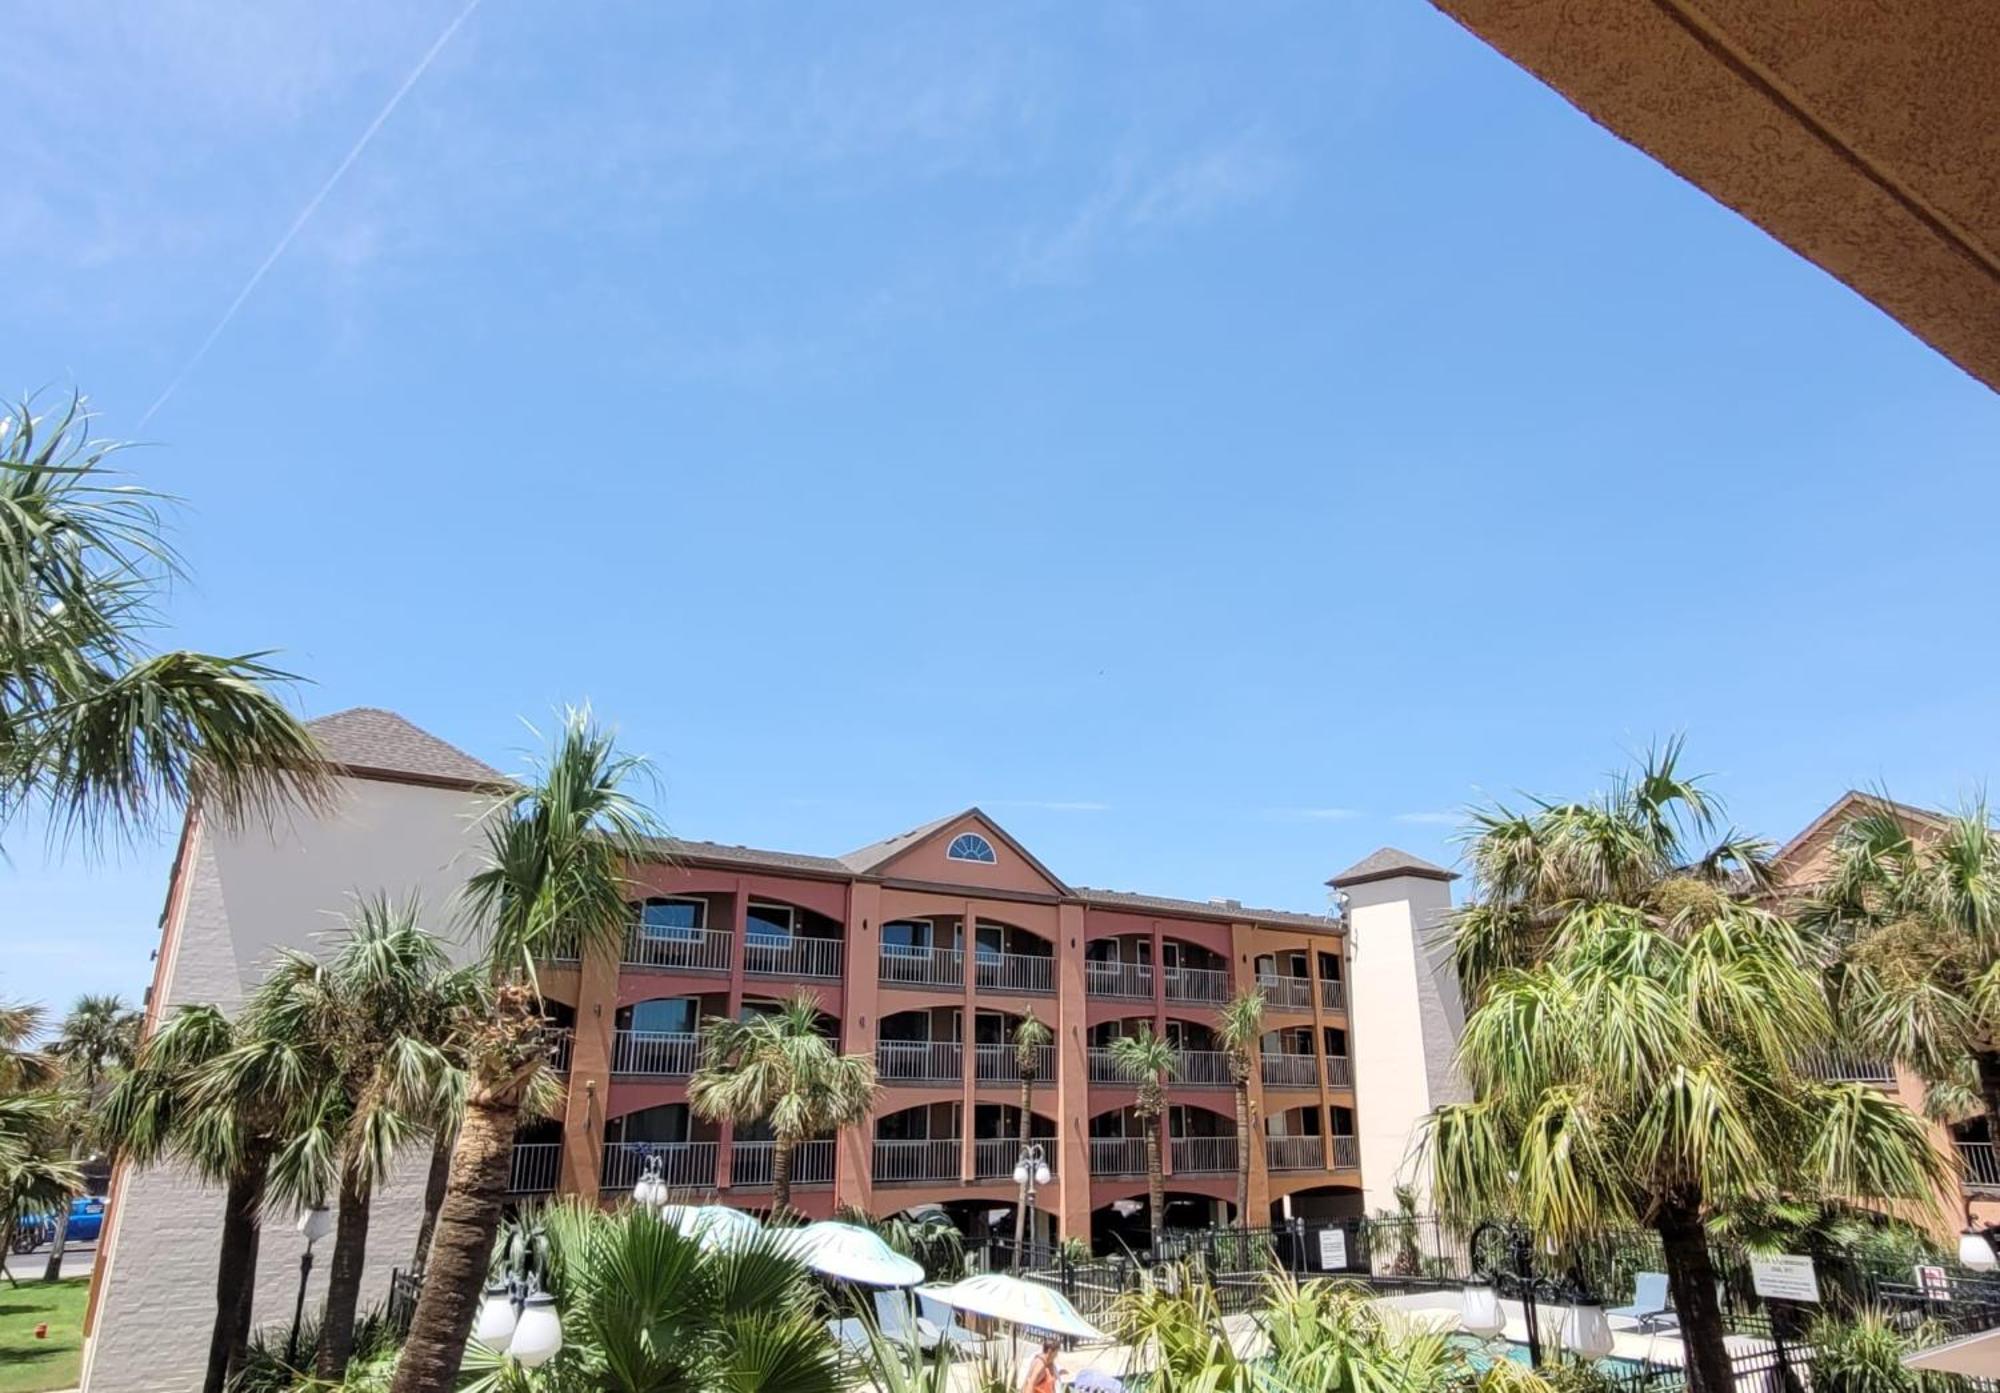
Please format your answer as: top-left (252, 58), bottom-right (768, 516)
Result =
top-left (1055, 902), bottom-right (1091, 1243)
top-left (1305, 943), bottom-right (1336, 1173)
top-left (717, 879), bottom-right (748, 1191)
top-left (961, 900), bottom-right (977, 1185)
top-left (837, 881), bottom-right (880, 1213)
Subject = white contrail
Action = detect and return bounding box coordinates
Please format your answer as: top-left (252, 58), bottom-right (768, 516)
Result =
top-left (138, 0), bottom-right (486, 429)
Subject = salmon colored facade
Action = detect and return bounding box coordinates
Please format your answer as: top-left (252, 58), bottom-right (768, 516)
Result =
top-left (526, 807), bottom-right (1365, 1245)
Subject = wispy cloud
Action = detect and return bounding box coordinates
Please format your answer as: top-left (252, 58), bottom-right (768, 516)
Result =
top-left (1266, 807), bottom-right (1363, 822)
top-left (990, 799), bottom-right (1111, 813)
top-left (1394, 811), bottom-right (1460, 826)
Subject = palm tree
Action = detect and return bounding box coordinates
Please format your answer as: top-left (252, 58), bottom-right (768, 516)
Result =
top-left (389, 708), bottom-right (659, 1393)
top-left (102, 1003), bottom-right (300, 1393)
top-left (1008, 1008), bottom-right (1052, 1260)
top-left (1423, 746), bottom-right (1949, 1393)
top-left (0, 1007), bottom-right (81, 1292)
top-left (231, 898), bottom-right (482, 1379)
top-left (40, 994), bottom-right (139, 1280)
top-left (0, 1002), bottom-right (53, 1092)
top-left (0, 394), bottom-right (329, 845)
top-left (1108, 1024), bottom-right (1181, 1251)
top-left (1802, 804), bottom-right (2000, 1144)
top-left (1216, 991), bottom-right (1265, 1234)
top-left (689, 992), bottom-right (878, 1213)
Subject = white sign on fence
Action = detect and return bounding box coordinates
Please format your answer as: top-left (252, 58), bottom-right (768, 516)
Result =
top-left (1749, 1254), bottom-right (1820, 1303)
top-left (1318, 1228), bottom-right (1349, 1271)
top-left (1917, 1265), bottom-right (1952, 1300)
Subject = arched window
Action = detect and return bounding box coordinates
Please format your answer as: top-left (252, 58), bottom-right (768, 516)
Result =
top-left (947, 832), bottom-right (996, 864)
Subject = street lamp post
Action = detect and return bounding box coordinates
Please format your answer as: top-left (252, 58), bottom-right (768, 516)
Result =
top-left (287, 1206), bottom-right (334, 1368)
top-left (1463, 1220), bottom-right (1613, 1367)
top-left (472, 1218), bottom-right (564, 1370)
top-left (1011, 1142), bottom-right (1053, 1269)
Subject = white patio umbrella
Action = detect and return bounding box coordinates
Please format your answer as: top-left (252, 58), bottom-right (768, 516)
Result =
top-left (917, 1273), bottom-right (1105, 1341)
top-left (659, 1204), bottom-right (762, 1251)
top-left (779, 1221), bottom-right (926, 1287)
top-left (1905, 1328), bottom-right (2000, 1379)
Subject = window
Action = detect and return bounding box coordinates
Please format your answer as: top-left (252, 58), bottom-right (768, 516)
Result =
top-left (621, 998), bottom-right (696, 1034)
top-left (947, 832), bottom-right (996, 864)
top-left (611, 1103), bottom-right (690, 1144)
top-left (882, 919), bottom-right (931, 953)
top-left (747, 901), bottom-right (795, 948)
top-left (639, 897), bottom-right (704, 942)
top-left (1331, 1105), bottom-right (1355, 1136)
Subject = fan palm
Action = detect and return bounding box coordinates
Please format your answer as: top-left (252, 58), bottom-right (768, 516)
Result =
top-left (1108, 1025), bottom-right (1181, 1251)
top-left (689, 992), bottom-right (878, 1213)
top-left (1008, 1008), bottom-right (1053, 1260)
top-left (1424, 747), bottom-right (1948, 1393)
top-left (228, 897), bottom-right (484, 1379)
top-left (390, 708), bottom-right (660, 1393)
top-left (0, 1091), bottom-right (82, 1289)
top-left (1802, 804), bottom-right (2000, 1146)
top-left (1216, 991), bottom-right (1265, 1234)
top-left (40, 993), bottom-right (139, 1280)
top-left (0, 395), bottom-right (329, 846)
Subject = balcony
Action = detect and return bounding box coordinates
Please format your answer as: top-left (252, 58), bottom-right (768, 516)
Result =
top-left (973, 1137), bottom-right (1057, 1180)
top-left (600, 1141), bottom-right (717, 1192)
top-left (623, 925), bottom-right (732, 974)
top-left (613, 1029), bottom-right (699, 1077)
top-left (877, 1041), bottom-right (964, 1084)
top-left (1257, 973), bottom-right (1314, 1011)
top-left (1261, 1052), bottom-right (1319, 1089)
top-left (1325, 1055), bottom-right (1353, 1088)
top-left (874, 1138), bottom-right (962, 1184)
top-left (1085, 961), bottom-right (1154, 1000)
top-left (1959, 1141), bottom-right (2000, 1191)
top-left (731, 1139), bottom-right (835, 1188)
top-left (1163, 966), bottom-right (1230, 1005)
top-left (1088, 1048), bottom-right (1123, 1084)
top-left (1091, 1137), bottom-right (1145, 1176)
top-left (1801, 1052), bottom-right (1896, 1087)
top-left (1320, 978), bottom-right (1347, 1012)
top-left (508, 1142), bottom-right (562, 1194)
top-left (1170, 1136), bottom-right (1237, 1174)
top-left (975, 1042), bottom-right (1058, 1084)
top-left (1332, 1135), bottom-right (1358, 1169)
top-left (745, 935), bottom-right (843, 981)
top-left (879, 944), bottom-right (964, 990)
top-left (546, 1028), bottom-right (574, 1074)
top-left (1266, 1136), bottom-right (1324, 1171)
top-left (1178, 1051), bottom-right (1231, 1087)
top-left (977, 951), bottom-right (1055, 995)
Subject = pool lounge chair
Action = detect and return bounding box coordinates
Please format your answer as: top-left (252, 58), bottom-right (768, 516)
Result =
top-left (917, 1292), bottom-right (982, 1350)
top-left (875, 1289), bottom-right (943, 1351)
top-left (1607, 1272), bottom-right (1677, 1332)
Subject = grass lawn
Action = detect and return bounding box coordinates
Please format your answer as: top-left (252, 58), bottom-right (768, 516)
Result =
top-left (0, 1277), bottom-right (88, 1393)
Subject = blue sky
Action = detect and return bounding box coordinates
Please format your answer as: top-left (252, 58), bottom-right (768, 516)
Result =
top-left (7, 1), bottom-right (2000, 1016)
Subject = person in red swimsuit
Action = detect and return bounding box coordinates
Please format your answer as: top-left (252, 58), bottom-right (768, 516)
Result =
top-left (1025, 1337), bottom-right (1062, 1393)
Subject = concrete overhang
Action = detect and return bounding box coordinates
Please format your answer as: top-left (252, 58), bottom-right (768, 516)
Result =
top-left (1432, 0), bottom-right (2000, 393)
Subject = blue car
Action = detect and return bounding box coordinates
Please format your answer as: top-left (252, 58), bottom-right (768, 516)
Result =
top-left (10, 1195), bottom-right (105, 1252)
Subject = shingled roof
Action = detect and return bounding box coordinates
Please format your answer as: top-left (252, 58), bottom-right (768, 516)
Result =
top-left (1072, 887), bottom-right (1339, 931)
top-left (307, 708), bottom-right (507, 791)
top-left (1326, 846), bottom-right (1457, 888)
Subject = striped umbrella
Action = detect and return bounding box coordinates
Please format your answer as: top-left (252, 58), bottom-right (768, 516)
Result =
top-left (916, 1273), bottom-right (1105, 1341)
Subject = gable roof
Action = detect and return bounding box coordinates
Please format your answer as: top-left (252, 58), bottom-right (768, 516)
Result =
top-left (307, 708), bottom-right (507, 791)
top-left (1326, 846), bottom-right (1458, 889)
top-left (840, 807), bottom-right (1074, 893)
top-left (1770, 790), bottom-right (1949, 871)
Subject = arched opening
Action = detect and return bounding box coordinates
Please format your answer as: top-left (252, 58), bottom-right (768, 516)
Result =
top-left (1168, 1103), bottom-right (1237, 1176)
top-left (973, 918), bottom-right (1055, 994)
top-left (540, 999), bottom-right (576, 1073)
top-left (603, 1102), bottom-right (719, 1192)
top-left (874, 1102), bottom-right (960, 1185)
top-left (972, 1103), bottom-right (1055, 1183)
top-left (1089, 1192), bottom-right (1235, 1255)
top-left (744, 896), bottom-right (845, 981)
top-left (507, 1117), bottom-right (565, 1197)
top-left (611, 994), bottom-right (714, 1076)
top-left (1265, 1104), bottom-right (1327, 1173)
top-left (1088, 1106), bottom-right (1148, 1178)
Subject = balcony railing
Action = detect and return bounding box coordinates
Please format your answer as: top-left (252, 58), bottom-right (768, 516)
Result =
top-left (977, 951), bottom-right (1056, 995)
top-left (1266, 1135), bottom-right (1325, 1171)
top-left (1801, 1052), bottom-right (1896, 1087)
top-left (1320, 978), bottom-right (1347, 1012)
top-left (1261, 1052), bottom-right (1319, 1088)
top-left (745, 935), bottom-right (843, 981)
top-left (509, 1142), bottom-right (562, 1194)
top-left (1324, 1055), bottom-right (1353, 1088)
top-left (1164, 966), bottom-right (1230, 1004)
top-left (1257, 973), bottom-right (1315, 1011)
top-left (873, 1138), bottom-right (961, 1184)
top-left (1177, 1050), bottom-right (1231, 1087)
top-left (1085, 961), bottom-right (1153, 1000)
top-left (600, 1141), bottom-right (717, 1191)
top-left (879, 944), bottom-right (964, 990)
top-left (877, 1041), bottom-right (964, 1084)
top-left (1331, 1135), bottom-right (1359, 1169)
top-left (1091, 1137), bottom-right (1146, 1176)
top-left (613, 1029), bottom-right (699, 1077)
top-left (975, 1043), bottom-right (1058, 1084)
top-left (623, 925), bottom-right (732, 973)
top-left (546, 1028), bottom-right (574, 1074)
top-left (1959, 1141), bottom-right (2000, 1190)
top-left (973, 1137), bottom-right (1058, 1180)
top-left (731, 1139), bottom-right (835, 1188)
top-left (1088, 1047), bottom-right (1123, 1083)
top-left (1170, 1136), bottom-right (1237, 1174)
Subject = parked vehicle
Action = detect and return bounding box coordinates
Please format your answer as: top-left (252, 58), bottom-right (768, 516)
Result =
top-left (11, 1195), bottom-right (105, 1252)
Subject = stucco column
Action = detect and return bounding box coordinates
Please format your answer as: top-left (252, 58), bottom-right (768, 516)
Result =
top-left (1054, 902), bottom-right (1090, 1241)
top-left (839, 881), bottom-right (881, 1214)
top-left (961, 900), bottom-right (977, 1184)
top-left (1229, 922), bottom-right (1272, 1226)
top-left (717, 882), bottom-right (747, 1191)
top-left (558, 942), bottom-right (618, 1199)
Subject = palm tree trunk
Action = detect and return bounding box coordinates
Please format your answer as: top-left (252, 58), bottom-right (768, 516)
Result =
top-left (1143, 1119), bottom-right (1164, 1254)
top-left (316, 1168), bottom-right (372, 1379)
top-left (388, 1087), bottom-right (520, 1393)
top-left (771, 1134), bottom-right (794, 1214)
top-left (412, 1132), bottom-right (453, 1273)
top-left (1656, 1200), bottom-right (1732, 1393)
top-left (40, 1203), bottom-right (70, 1283)
top-left (1011, 1073), bottom-right (1035, 1262)
top-left (206, 1164), bottom-right (267, 1393)
top-left (1232, 1081), bottom-right (1251, 1231)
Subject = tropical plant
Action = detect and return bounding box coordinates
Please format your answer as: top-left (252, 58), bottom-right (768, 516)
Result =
top-left (101, 1002), bottom-right (298, 1393)
top-left (1108, 1025), bottom-right (1181, 1251)
top-left (1803, 804), bottom-right (2000, 1145)
top-left (390, 708), bottom-right (660, 1393)
top-left (229, 897), bottom-right (484, 1378)
top-left (0, 1092), bottom-right (81, 1289)
top-left (456, 1198), bottom-right (844, 1393)
top-left (0, 394), bottom-right (329, 845)
top-left (1424, 745), bottom-right (1950, 1393)
top-left (1216, 990), bottom-right (1265, 1233)
top-left (837, 1203), bottom-right (966, 1281)
top-left (1009, 1008), bottom-right (1053, 1259)
top-left (39, 992), bottom-right (139, 1280)
top-left (689, 991), bottom-right (878, 1213)
top-left (0, 1001), bottom-right (53, 1091)
top-left (1809, 1307), bottom-right (1948, 1393)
